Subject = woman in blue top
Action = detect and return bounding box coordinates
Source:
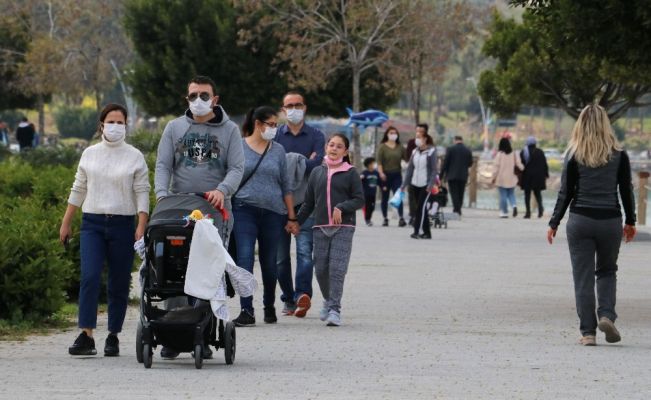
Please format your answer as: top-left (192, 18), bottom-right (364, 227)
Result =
top-left (231, 106), bottom-right (296, 327)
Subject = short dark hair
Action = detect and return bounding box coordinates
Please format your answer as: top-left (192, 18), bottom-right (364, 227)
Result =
top-left (416, 123), bottom-right (429, 133)
top-left (381, 126), bottom-right (400, 144)
top-left (363, 157), bottom-right (376, 168)
top-left (188, 75), bottom-right (218, 95)
top-left (21, 117), bottom-right (28, 122)
top-left (498, 137), bottom-right (513, 154)
top-left (242, 106), bottom-right (278, 137)
top-left (283, 90), bottom-right (305, 105)
top-left (454, 135), bottom-right (463, 141)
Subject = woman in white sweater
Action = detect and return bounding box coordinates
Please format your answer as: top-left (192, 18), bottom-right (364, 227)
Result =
top-left (60, 103), bottom-right (150, 357)
top-left (492, 137), bottom-right (524, 218)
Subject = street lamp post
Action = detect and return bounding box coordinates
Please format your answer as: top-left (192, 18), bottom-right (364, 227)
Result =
top-left (466, 77), bottom-right (490, 155)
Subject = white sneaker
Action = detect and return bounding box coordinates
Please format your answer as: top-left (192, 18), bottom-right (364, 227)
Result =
top-left (499, 212), bottom-right (508, 219)
top-left (326, 310), bottom-right (341, 326)
top-left (319, 307), bottom-right (329, 321)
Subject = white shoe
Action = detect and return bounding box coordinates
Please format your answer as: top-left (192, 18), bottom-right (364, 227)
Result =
top-left (326, 310), bottom-right (341, 326)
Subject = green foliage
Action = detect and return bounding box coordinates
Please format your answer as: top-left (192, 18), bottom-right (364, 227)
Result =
top-left (18, 146), bottom-right (81, 168)
top-left (55, 106), bottom-right (98, 140)
top-left (479, 2), bottom-right (651, 121)
top-left (0, 15), bottom-right (36, 111)
top-left (127, 129), bottom-right (162, 154)
top-left (0, 197), bottom-right (73, 321)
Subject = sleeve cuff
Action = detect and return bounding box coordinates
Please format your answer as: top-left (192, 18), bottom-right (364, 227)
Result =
top-left (216, 183), bottom-right (233, 197)
top-left (68, 191), bottom-right (85, 207)
top-left (136, 192), bottom-right (150, 214)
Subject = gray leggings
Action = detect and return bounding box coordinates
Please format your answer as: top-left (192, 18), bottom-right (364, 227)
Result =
top-left (566, 213), bottom-right (622, 336)
top-left (313, 227), bottom-right (355, 313)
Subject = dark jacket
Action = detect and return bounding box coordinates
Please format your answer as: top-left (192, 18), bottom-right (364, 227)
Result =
top-left (520, 145), bottom-right (549, 190)
top-left (441, 143), bottom-right (473, 182)
top-left (403, 146), bottom-right (438, 191)
top-left (549, 150), bottom-right (636, 229)
top-left (16, 123), bottom-right (35, 148)
top-left (297, 163), bottom-right (364, 226)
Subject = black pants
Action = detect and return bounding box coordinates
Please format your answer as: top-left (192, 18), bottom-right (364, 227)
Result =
top-left (411, 185), bottom-right (431, 236)
top-left (524, 188), bottom-right (543, 215)
top-left (448, 180), bottom-right (466, 214)
top-left (408, 185), bottom-right (418, 220)
top-left (364, 194), bottom-right (376, 222)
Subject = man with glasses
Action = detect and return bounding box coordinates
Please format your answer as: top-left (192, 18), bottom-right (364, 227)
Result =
top-left (274, 90), bottom-right (325, 318)
top-left (154, 75), bottom-right (244, 359)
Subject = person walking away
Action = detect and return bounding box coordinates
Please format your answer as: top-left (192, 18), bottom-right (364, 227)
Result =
top-left (60, 103), bottom-right (150, 357)
top-left (402, 129), bottom-right (438, 239)
top-left (0, 120), bottom-right (9, 147)
top-left (295, 133), bottom-right (364, 326)
top-left (520, 136), bottom-right (549, 218)
top-left (16, 117), bottom-right (35, 151)
top-left (230, 107), bottom-right (296, 327)
top-left (273, 91), bottom-right (325, 317)
top-left (547, 104), bottom-right (636, 346)
top-left (441, 136), bottom-right (473, 216)
top-left (360, 157), bottom-right (380, 226)
top-left (154, 75), bottom-right (244, 359)
top-left (492, 137), bottom-right (523, 218)
top-left (376, 126), bottom-right (406, 227)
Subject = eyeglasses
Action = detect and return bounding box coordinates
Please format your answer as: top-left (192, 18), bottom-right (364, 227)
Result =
top-left (187, 92), bottom-right (212, 102)
top-left (282, 103), bottom-right (305, 110)
top-left (262, 120), bottom-right (278, 128)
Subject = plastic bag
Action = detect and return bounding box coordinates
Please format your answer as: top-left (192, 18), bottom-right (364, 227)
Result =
top-left (389, 189), bottom-right (404, 208)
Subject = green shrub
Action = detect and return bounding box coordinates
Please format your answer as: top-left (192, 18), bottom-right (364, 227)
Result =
top-left (0, 160), bottom-right (36, 197)
top-left (127, 129), bottom-right (162, 154)
top-left (0, 197), bottom-right (73, 321)
top-left (55, 106), bottom-right (98, 140)
top-left (18, 146), bottom-right (81, 168)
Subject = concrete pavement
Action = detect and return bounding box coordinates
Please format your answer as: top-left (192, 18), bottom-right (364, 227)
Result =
top-left (1, 209), bottom-right (650, 399)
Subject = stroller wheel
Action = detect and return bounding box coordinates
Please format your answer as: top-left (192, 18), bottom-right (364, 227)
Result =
top-left (194, 344), bottom-right (203, 369)
top-left (224, 322), bottom-right (236, 365)
top-left (143, 344), bottom-right (152, 369)
top-left (136, 321), bottom-right (144, 363)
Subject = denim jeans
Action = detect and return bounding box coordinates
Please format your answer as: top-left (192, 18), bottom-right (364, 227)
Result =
top-left (232, 201), bottom-right (286, 313)
top-left (276, 209), bottom-right (314, 303)
top-left (78, 213), bottom-right (135, 333)
top-left (380, 171), bottom-right (404, 218)
top-left (498, 187), bottom-right (516, 214)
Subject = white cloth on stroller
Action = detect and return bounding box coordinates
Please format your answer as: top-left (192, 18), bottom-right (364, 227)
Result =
top-left (184, 219), bottom-right (257, 321)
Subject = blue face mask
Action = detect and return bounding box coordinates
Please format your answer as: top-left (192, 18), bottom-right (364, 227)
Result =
top-left (285, 109), bottom-right (304, 124)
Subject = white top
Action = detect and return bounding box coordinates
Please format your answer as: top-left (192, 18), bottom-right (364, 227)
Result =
top-left (68, 136), bottom-right (150, 215)
top-left (493, 151), bottom-right (524, 189)
top-left (412, 149), bottom-right (429, 187)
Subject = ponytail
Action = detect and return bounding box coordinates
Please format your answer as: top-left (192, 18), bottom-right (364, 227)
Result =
top-left (241, 106), bottom-right (278, 137)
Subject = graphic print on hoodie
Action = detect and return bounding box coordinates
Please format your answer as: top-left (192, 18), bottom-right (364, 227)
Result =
top-left (177, 131), bottom-right (222, 168)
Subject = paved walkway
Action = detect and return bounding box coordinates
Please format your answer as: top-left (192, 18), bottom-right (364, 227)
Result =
top-left (1, 209), bottom-right (650, 399)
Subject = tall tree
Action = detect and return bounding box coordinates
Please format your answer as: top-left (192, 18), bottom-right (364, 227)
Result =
top-left (0, 12), bottom-right (36, 111)
top-left (241, 0), bottom-right (415, 165)
top-left (478, 1), bottom-right (651, 121)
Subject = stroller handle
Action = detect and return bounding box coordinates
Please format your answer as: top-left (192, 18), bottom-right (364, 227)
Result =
top-left (181, 192), bottom-right (230, 221)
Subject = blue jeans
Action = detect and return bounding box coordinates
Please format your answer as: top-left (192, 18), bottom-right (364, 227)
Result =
top-left (232, 201), bottom-right (286, 313)
top-left (78, 213), bottom-right (135, 333)
top-left (276, 210), bottom-right (314, 303)
top-left (380, 170), bottom-right (403, 218)
top-left (498, 187), bottom-right (516, 214)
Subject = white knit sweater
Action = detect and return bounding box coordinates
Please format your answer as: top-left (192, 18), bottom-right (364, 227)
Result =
top-left (68, 136), bottom-right (150, 215)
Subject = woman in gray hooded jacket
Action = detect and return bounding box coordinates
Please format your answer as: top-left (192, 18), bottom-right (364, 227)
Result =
top-left (402, 130), bottom-right (438, 239)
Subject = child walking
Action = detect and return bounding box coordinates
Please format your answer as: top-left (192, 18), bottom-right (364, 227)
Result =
top-left (360, 157), bottom-right (380, 226)
top-left (295, 133), bottom-right (364, 326)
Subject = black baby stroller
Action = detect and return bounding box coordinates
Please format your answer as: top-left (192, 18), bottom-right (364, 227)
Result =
top-left (136, 193), bottom-right (236, 369)
top-left (429, 186), bottom-right (448, 229)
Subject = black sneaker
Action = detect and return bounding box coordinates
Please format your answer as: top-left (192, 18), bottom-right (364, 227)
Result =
top-left (160, 347), bottom-right (180, 359)
top-left (410, 233), bottom-right (419, 239)
top-left (104, 333), bottom-right (119, 357)
top-left (382, 218), bottom-right (389, 226)
top-left (398, 218), bottom-right (407, 227)
top-left (68, 331), bottom-right (97, 356)
top-left (513, 207), bottom-right (518, 217)
top-left (233, 309), bottom-right (255, 327)
top-left (418, 233), bottom-right (432, 239)
top-left (264, 306), bottom-right (277, 324)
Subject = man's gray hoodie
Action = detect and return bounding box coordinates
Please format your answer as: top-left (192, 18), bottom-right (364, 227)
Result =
top-left (154, 106), bottom-right (244, 200)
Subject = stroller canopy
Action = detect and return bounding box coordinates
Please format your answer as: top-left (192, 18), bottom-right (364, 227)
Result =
top-left (150, 194), bottom-right (218, 226)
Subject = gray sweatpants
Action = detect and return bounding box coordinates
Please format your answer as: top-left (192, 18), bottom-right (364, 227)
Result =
top-left (566, 212), bottom-right (622, 336)
top-left (313, 227), bottom-right (355, 313)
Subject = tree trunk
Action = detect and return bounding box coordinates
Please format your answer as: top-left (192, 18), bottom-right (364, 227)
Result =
top-left (411, 54), bottom-right (424, 126)
top-left (351, 69), bottom-right (362, 169)
top-left (554, 108), bottom-right (562, 141)
top-left (37, 94), bottom-right (45, 136)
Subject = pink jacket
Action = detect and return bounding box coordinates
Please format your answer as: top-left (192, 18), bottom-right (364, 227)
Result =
top-left (494, 151), bottom-right (524, 188)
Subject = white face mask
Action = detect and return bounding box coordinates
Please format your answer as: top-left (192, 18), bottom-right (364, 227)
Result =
top-left (285, 109), bottom-right (304, 125)
top-left (415, 138), bottom-right (423, 147)
top-left (261, 127), bottom-right (277, 141)
top-left (103, 123), bottom-right (126, 142)
top-left (189, 98), bottom-right (213, 117)
top-left (388, 133), bottom-right (398, 142)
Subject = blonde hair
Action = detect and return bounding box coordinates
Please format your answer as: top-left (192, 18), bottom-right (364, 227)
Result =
top-left (567, 105), bottom-right (621, 168)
